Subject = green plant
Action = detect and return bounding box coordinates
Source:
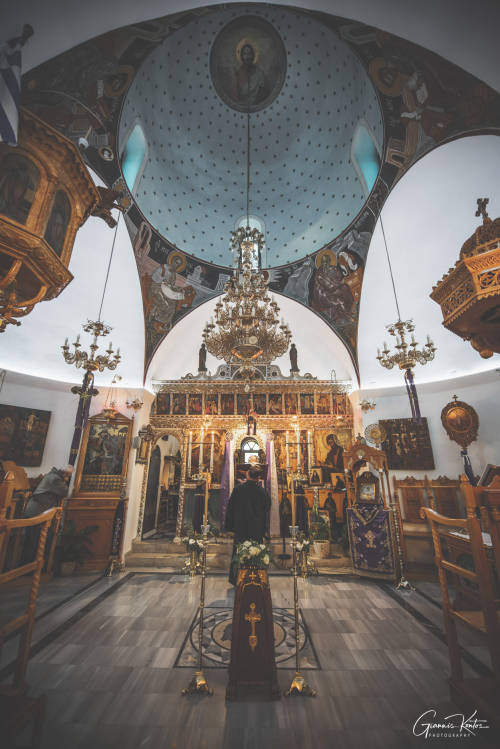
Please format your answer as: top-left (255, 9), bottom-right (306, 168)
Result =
top-left (59, 520), bottom-right (98, 566)
top-left (310, 512), bottom-right (330, 541)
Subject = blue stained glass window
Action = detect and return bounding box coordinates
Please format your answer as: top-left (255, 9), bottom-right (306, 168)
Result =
top-left (121, 123), bottom-right (147, 194)
top-left (352, 123), bottom-right (380, 194)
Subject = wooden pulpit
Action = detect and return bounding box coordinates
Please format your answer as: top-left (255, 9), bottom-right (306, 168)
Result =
top-left (226, 567), bottom-right (280, 701)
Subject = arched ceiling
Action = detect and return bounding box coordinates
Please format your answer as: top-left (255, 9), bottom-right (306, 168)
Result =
top-left (119, 4), bottom-right (382, 266)
top-left (4, 1), bottom-right (500, 387)
top-left (4, 1), bottom-right (500, 95)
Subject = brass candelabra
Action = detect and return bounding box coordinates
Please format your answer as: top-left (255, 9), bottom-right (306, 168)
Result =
top-left (376, 319), bottom-right (436, 371)
top-left (182, 470), bottom-right (213, 696)
top-left (285, 524), bottom-right (316, 698)
top-left (61, 319), bottom-right (121, 373)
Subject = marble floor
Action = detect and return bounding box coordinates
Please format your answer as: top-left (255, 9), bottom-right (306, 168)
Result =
top-left (1, 572), bottom-right (497, 749)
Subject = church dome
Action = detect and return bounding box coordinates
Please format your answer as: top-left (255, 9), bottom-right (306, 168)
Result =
top-left (460, 198), bottom-right (500, 258)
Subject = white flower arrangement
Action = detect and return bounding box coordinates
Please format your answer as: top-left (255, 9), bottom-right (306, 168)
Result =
top-left (235, 540), bottom-right (271, 568)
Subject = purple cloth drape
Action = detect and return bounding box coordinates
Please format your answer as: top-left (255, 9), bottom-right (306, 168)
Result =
top-left (220, 439), bottom-right (231, 530)
top-left (265, 440), bottom-right (272, 534)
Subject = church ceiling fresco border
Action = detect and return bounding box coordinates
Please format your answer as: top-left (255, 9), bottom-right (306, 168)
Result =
top-left (20, 3), bottom-right (500, 378)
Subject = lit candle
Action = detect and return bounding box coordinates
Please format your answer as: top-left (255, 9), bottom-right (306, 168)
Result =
top-left (75, 334), bottom-right (80, 344)
top-left (307, 431), bottom-right (312, 471)
top-left (285, 431), bottom-right (289, 471)
top-left (296, 429), bottom-right (301, 471)
top-left (64, 337), bottom-right (68, 347)
top-left (188, 431), bottom-right (192, 476)
top-left (210, 431), bottom-right (214, 473)
top-left (199, 427), bottom-right (204, 470)
top-left (203, 476), bottom-right (210, 526)
top-left (291, 479), bottom-right (296, 528)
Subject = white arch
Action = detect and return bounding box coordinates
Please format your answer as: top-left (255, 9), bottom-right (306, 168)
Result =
top-left (147, 292), bottom-right (357, 386)
top-left (358, 134), bottom-right (500, 389)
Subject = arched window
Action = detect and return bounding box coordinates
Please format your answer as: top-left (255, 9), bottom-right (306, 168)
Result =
top-left (241, 437), bottom-right (261, 464)
top-left (351, 122), bottom-right (380, 196)
top-left (44, 189), bottom-right (71, 256)
top-left (0, 153), bottom-right (40, 224)
top-left (121, 122), bottom-right (147, 195)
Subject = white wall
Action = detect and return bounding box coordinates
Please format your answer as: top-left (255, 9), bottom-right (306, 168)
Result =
top-left (358, 369), bottom-right (500, 483)
top-left (0, 369), bottom-right (150, 477)
top-left (358, 135), bottom-right (500, 390)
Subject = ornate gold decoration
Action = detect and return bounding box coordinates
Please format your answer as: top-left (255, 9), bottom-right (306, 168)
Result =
top-left (360, 399), bottom-right (376, 412)
top-left (245, 602), bottom-right (261, 653)
top-left (431, 198), bottom-right (500, 358)
top-left (72, 409), bottom-right (133, 498)
top-left (202, 228), bottom-right (292, 377)
top-left (376, 319), bottom-right (436, 371)
top-left (0, 109), bottom-right (100, 330)
top-left (364, 422), bottom-right (387, 449)
top-left (61, 320), bottom-right (121, 373)
top-left (440, 395), bottom-right (479, 450)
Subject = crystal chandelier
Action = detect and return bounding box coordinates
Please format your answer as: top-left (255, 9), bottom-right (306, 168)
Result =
top-left (201, 106), bottom-right (292, 377)
top-left (202, 230), bottom-right (291, 374)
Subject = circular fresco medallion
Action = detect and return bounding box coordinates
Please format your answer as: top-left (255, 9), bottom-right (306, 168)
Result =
top-left (209, 15), bottom-right (287, 113)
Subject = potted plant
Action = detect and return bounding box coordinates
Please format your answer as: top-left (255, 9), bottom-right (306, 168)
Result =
top-left (309, 511), bottom-right (330, 559)
top-left (58, 519), bottom-right (98, 575)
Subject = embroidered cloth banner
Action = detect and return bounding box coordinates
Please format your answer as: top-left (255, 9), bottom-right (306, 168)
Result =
top-left (347, 505), bottom-right (396, 579)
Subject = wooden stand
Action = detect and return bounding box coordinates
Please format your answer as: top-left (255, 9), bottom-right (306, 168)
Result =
top-left (226, 567), bottom-right (280, 701)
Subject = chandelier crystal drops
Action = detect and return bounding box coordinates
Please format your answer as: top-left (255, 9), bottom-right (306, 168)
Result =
top-left (376, 319), bottom-right (436, 371)
top-left (202, 227), bottom-right (292, 371)
top-left (61, 319), bottom-right (121, 373)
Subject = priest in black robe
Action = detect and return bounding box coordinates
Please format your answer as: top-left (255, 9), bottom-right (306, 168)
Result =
top-left (225, 466), bottom-right (271, 584)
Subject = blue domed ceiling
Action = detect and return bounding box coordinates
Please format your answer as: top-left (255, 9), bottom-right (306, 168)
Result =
top-left (119, 4), bottom-right (383, 267)
top-left (23, 2), bottom-right (500, 377)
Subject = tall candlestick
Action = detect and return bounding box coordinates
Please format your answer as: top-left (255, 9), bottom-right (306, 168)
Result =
top-left (291, 479), bottom-right (296, 528)
top-left (204, 475), bottom-right (209, 526)
top-left (286, 431), bottom-right (289, 471)
top-left (296, 429), bottom-right (301, 471)
top-left (188, 431), bottom-right (193, 477)
top-left (307, 431), bottom-right (311, 472)
top-left (199, 428), bottom-right (204, 470)
top-left (209, 431), bottom-right (214, 473)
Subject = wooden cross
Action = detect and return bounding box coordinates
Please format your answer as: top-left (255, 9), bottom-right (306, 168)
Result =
top-left (244, 602), bottom-right (262, 653)
top-left (476, 197), bottom-right (489, 220)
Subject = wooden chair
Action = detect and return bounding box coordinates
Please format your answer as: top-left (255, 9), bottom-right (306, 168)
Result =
top-left (421, 495), bottom-right (500, 721)
top-left (393, 476), bottom-right (427, 522)
top-left (0, 508), bottom-right (61, 748)
top-left (392, 476), bottom-right (436, 579)
top-left (427, 475), bottom-right (462, 517)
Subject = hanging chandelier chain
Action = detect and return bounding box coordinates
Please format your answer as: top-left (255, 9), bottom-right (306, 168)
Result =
top-left (246, 112), bottom-right (251, 228)
top-left (98, 211), bottom-right (120, 323)
top-left (380, 215), bottom-right (401, 322)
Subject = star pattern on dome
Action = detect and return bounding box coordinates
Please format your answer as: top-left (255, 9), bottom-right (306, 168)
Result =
top-left (119, 4), bottom-right (383, 267)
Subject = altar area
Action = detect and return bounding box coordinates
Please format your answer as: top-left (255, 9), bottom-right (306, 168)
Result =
top-left (127, 362), bottom-right (356, 573)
